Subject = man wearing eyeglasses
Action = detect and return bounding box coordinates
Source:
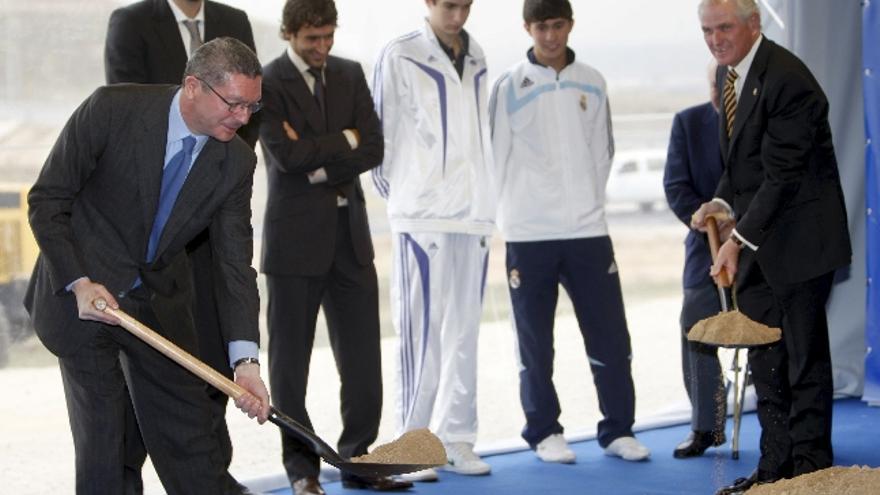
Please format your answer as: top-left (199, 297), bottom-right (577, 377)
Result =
top-left (258, 1), bottom-right (410, 494)
top-left (25, 38), bottom-right (269, 495)
top-left (103, 3), bottom-right (259, 492)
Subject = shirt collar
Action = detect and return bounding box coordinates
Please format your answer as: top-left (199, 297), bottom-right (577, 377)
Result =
top-left (166, 0), bottom-right (205, 24)
top-left (526, 47), bottom-right (576, 70)
top-left (286, 45), bottom-right (321, 75)
top-left (731, 34), bottom-right (762, 83)
top-left (423, 18), bottom-right (470, 59)
top-left (168, 89), bottom-right (209, 152)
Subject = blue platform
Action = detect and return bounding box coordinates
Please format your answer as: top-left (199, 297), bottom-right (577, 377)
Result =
top-left (265, 399), bottom-right (879, 495)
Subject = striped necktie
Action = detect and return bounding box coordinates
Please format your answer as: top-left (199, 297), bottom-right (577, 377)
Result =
top-left (183, 20), bottom-right (203, 55)
top-left (723, 68), bottom-right (739, 138)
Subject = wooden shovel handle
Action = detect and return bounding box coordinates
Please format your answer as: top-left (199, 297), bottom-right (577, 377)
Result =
top-left (705, 216), bottom-right (731, 288)
top-left (94, 299), bottom-right (247, 400)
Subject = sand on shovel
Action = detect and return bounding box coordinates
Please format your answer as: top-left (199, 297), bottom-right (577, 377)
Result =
top-left (688, 310), bottom-right (781, 348)
top-left (746, 465), bottom-right (880, 495)
top-left (351, 428), bottom-right (447, 465)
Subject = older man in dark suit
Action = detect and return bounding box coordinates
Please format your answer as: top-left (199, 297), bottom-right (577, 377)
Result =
top-left (691, 1), bottom-right (852, 494)
top-left (663, 65), bottom-right (727, 459)
top-left (104, 3), bottom-right (259, 490)
top-left (258, 1), bottom-right (409, 494)
top-left (25, 38), bottom-right (269, 495)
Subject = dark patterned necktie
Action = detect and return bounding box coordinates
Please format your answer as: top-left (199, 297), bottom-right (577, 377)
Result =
top-left (723, 68), bottom-right (739, 138)
top-left (307, 67), bottom-right (326, 122)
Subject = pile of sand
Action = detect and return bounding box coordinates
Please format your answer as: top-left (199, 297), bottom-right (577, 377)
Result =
top-left (689, 310), bottom-right (781, 348)
top-left (351, 428), bottom-right (446, 466)
top-left (747, 466), bottom-right (880, 495)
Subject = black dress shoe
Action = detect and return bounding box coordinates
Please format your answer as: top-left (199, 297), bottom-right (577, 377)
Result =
top-left (293, 477), bottom-right (326, 495)
top-left (715, 469), bottom-right (779, 495)
top-left (341, 474), bottom-right (413, 491)
top-left (673, 430), bottom-right (726, 458)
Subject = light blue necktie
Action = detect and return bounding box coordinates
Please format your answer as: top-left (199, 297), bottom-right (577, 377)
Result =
top-left (146, 135), bottom-right (196, 263)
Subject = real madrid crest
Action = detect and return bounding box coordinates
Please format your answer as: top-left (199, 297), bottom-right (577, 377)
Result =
top-left (509, 268), bottom-right (521, 289)
top-left (579, 94), bottom-right (588, 112)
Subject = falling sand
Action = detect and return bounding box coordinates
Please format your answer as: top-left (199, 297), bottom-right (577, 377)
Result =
top-left (351, 428), bottom-right (447, 466)
top-left (689, 310), bottom-right (781, 348)
top-left (746, 466), bottom-right (880, 494)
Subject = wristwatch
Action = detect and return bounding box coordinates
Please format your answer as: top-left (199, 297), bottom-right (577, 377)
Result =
top-left (731, 235), bottom-right (744, 248)
top-left (233, 357), bottom-right (260, 369)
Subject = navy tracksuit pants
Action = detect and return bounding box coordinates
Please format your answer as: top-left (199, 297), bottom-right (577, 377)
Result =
top-left (506, 236), bottom-right (636, 448)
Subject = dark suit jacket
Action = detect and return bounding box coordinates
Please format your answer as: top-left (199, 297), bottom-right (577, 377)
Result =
top-left (259, 52), bottom-right (382, 276)
top-left (664, 102), bottom-right (724, 289)
top-left (104, 0), bottom-right (259, 147)
top-left (716, 37), bottom-right (851, 286)
top-left (25, 84), bottom-right (260, 357)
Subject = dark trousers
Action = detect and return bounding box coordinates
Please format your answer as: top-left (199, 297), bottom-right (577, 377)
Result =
top-left (736, 250), bottom-right (835, 478)
top-left (60, 288), bottom-right (231, 495)
top-left (507, 236), bottom-right (636, 448)
top-left (266, 209), bottom-right (382, 482)
top-left (680, 282), bottom-right (726, 432)
top-left (122, 230), bottom-right (237, 494)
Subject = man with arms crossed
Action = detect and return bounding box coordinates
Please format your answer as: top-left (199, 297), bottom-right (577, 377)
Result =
top-left (372, 0), bottom-right (494, 482)
top-left (691, 1), bottom-right (851, 493)
top-left (489, 0), bottom-right (650, 465)
top-left (259, 0), bottom-right (410, 493)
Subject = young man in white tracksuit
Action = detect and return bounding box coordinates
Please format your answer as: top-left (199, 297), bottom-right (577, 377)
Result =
top-left (489, 0), bottom-right (650, 464)
top-left (372, 0), bottom-right (494, 481)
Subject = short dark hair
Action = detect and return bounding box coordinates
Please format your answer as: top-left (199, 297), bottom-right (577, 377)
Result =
top-left (523, 0), bottom-right (573, 24)
top-left (281, 0), bottom-right (338, 37)
top-left (183, 37), bottom-right (261, 86)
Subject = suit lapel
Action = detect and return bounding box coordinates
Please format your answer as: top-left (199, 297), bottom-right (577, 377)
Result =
top-left (280, 55), bottom-right (326, 132)
top-left (203, 1), bottom-right (223, 42)
top-left (154, 138), bottom-right (225, 260)
top-left (728, 38), bottom-right (770, 155)
top-left (324, 60), bottom-right (343, 132)
top-left (136, 88), bottom-right (176, 251)
top-left (151, 0), bottom-right (188, 71)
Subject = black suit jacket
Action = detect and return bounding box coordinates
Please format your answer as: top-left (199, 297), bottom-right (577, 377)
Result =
top-left (25, 85), bottom-right (260, 357)
top-left (104, 0), bottom-right (259, 147)
top-left (664, 102), bottom-right (724, 289)
top-left (716, 37), bottom-right (851, 286)
top-left (259, 52), bottom-right (382, 276)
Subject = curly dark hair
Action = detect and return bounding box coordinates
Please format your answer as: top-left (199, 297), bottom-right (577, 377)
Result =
top-left (281, 0), bottom-right (338, 37)
top-left (523, 0), bottom-right (573, 24)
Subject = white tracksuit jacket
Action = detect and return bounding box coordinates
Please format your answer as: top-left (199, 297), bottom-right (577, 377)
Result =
top-left (489, 56), bottom-right (615, 242)
top-left (372, 20), bottom-right (494, 235)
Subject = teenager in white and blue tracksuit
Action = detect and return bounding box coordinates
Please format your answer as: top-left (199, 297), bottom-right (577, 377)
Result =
top-left (489, 44), bottom-right (640, 450)
top-left (372, 17), bottom-right (494, 451)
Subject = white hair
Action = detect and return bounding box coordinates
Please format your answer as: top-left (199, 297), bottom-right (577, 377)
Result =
top-left (698, 0), bottom-right (761, 23)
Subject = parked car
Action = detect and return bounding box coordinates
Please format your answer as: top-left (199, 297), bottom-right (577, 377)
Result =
top-left (605, 149), bottom-right (668, 211)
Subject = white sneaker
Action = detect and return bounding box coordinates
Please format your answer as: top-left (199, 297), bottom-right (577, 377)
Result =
top-left (400, 467), bottom-right (439, 482)
top-left (604, 436), bottom-right (651, 461)
top-left (441, 442), bottom-right (491, 475)
top-left (535, 433), bottom-right (576, 464)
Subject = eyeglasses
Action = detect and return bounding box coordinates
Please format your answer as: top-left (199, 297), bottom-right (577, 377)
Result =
top-left (195, 76), bottom-right (262, 114)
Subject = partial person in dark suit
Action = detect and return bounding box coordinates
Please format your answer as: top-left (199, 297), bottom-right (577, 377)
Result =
top-left (663, 64), bottom-right (727, 459)
top-left (258, 1), bottom-right (410, 494)
top-left (25, 38), bottom-right (270, 495)
top-left (691, 2), bottom-right (852, 494)
top-left (104, 3), bottom-right (258, 490)
top-left (105, 0), bottom-right (258, 147)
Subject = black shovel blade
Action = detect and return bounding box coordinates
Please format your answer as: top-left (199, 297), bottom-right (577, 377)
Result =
top-left (268, 407), bottom-right (441, 476)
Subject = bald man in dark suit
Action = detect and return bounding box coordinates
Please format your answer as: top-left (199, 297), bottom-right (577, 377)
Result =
top-left (103, 3), bottom-right (259, 491)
